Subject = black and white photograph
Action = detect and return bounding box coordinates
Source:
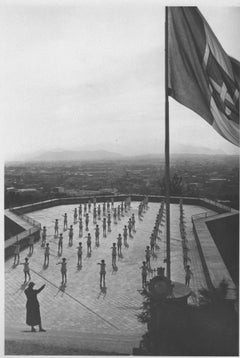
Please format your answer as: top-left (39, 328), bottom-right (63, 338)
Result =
top-left (3, 0), bottom-right (239, 355)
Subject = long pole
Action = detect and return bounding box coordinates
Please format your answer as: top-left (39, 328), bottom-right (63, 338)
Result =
top-left (165, 6), bottom-right (171, 280)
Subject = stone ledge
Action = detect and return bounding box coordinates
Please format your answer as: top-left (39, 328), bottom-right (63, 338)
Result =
top-left (193, 213), bottom-right (237, 301)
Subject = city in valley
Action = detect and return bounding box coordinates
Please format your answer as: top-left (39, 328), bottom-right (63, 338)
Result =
top-left (5, 153), bottom-right (239, 210)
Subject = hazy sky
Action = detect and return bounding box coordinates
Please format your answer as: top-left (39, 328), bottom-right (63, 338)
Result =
top-left (1, 0), bottom-right (240, 160)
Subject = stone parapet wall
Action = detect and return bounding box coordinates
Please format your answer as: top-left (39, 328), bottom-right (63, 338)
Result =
top-left (9, 194), bottom-right (233, 215)
top-left (192, 212), bottom-right (238, 300)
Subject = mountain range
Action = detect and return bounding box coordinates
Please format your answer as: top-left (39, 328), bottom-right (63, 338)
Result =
top-left (7, 144), bottom-right (237, 162)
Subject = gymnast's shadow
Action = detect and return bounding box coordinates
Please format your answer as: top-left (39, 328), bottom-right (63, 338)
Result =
top-left (14, 282), bottom-right (28, 294)
top-left (97, 285), bottom-right (107, 299)
top-left (43, 262), bottom-right (49, 270)
top-left (11, 262), bottom-right (19, 269)
top-left (76, 263), bottom-right (82, 271)
top-left (54, 283), bottom-right (66, 297)
top-left (112, 265), bottom-right (118, 274)
top-left (152, 252), bottom-right (158, 260)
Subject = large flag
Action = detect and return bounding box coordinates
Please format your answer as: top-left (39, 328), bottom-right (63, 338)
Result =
top-left (168, 7), bottom-right (240, 147)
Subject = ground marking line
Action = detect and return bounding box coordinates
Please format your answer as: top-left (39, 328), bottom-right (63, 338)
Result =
top-left (30, 268), bottom-right (119, 331)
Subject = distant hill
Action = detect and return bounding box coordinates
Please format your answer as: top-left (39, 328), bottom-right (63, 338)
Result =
top-left (6, 144), bottom-right (237, 163)
top-left (172, 144), bottom-right (227, 155)
top-left (31, 150), bottom-right (123, 162)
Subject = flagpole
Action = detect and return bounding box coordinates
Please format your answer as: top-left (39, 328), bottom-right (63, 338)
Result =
top-left (165, 6), bottom-right (171, 281)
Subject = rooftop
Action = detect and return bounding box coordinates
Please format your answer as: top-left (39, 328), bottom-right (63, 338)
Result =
top-left (4, 200), bottom-right (236, 354)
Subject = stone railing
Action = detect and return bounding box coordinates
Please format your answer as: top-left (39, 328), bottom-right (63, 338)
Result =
top-left (9, 194), bottom-right (234, 216)
top-left (10, 210), bottom-right (42, 228)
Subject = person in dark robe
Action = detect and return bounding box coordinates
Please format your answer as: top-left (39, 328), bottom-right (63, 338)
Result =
top-left (24, 282), bottom-right (46, 332)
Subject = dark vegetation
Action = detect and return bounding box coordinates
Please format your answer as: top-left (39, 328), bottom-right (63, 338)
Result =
top-left (135, 280), bottom-right (238, 356)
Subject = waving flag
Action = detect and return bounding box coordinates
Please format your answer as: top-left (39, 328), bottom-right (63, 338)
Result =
top-left (168, 7), bottom-right (240, 146)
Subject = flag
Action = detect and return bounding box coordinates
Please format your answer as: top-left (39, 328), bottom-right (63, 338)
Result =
top-left (168, 7), bottom-right (240, 147)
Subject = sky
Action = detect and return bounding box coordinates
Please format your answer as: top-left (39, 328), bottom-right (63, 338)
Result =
top-left (1, 0), bottom-right (240, 161)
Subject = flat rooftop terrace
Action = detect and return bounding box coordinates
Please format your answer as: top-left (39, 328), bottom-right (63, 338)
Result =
top-left (4, 201), bottom-right (231, 354)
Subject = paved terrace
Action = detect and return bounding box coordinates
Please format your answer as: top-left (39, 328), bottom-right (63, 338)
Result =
top-left (5, 201), bottom-right (219, 354)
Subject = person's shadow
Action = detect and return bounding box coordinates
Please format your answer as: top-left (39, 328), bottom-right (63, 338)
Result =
top-left (54, 283), bottom-right (66, 297)
top-left (97, 285), bottom-right (107, 299)
top-left (76, 264), bottom-right (82, 271)
top-left (43, 262), bottom-right (49, 270)
top-left (152, 252), bottom-right (158, 260)
top-left (112, 265), bottom-right (118, 274)
top-left (87, 251), bottom-right (92, 258)
top-left (57, 251), bottom-right (62, 257)
top-left (14, 282), bottom-right (28, 294)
